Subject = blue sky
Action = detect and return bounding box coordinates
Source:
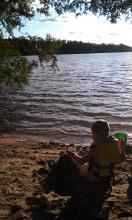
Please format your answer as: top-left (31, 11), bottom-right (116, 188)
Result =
top-left (15, 10), bottom-right (132, 46)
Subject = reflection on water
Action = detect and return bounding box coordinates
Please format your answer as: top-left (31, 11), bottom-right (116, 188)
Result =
top-left (9, 52), bottom-right (132, 144)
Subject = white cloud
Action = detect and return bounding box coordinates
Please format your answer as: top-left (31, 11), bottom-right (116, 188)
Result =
top-left (52, 14), bottom-right (132, 46)
top-left (15, 11), bottom-right (132, 46)
top-left (37, 15), bottom-right (68, 23)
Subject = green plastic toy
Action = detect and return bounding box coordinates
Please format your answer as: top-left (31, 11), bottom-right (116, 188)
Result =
top-left (114, 132), bottom-right (127, 144)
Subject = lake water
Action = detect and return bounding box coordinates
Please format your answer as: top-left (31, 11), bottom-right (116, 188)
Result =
top-left (10, 52), bottom-right (132, 144)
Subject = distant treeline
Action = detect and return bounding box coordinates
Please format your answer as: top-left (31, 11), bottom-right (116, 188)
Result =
top-left (8, 38), bottom-right (132, 55)
top-left (59, 40), bottom-right (132, 54)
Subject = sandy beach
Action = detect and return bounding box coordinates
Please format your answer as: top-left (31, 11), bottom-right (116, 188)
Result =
top-left (0, 137), bottom-right (132, 220)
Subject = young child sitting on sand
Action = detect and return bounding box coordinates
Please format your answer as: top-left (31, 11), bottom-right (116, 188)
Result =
top-left (46, 119), bottom-right (126, 195)
top-left (67, 119), bottom-right (126, 182)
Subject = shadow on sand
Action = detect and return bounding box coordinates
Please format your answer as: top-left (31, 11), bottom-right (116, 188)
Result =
top-left (26, 154), bottom-right (113, 220)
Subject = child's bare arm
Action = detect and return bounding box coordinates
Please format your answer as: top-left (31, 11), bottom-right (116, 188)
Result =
top-left (67, 148), bottom-right (94, 165)
top-left (67, 151), bottom-right (84, 165)
top-left (117, 140), bottom-right (127, 162)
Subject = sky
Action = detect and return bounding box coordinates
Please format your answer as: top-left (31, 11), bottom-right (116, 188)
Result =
top-left (15, 10), bottom-right (132, 47)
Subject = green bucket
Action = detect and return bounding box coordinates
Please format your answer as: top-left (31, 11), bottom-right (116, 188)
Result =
top-left (114, 132), bottom-right (127, 143)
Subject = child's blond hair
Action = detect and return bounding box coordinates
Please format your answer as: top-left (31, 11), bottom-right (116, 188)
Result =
top-left (91, 119), bottom-right (110, 139)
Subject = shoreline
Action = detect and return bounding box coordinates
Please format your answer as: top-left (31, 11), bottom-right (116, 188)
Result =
top-left (1, 132), bottom-right (132, 146)
top-left (0, 133), bottom-right (93, 146)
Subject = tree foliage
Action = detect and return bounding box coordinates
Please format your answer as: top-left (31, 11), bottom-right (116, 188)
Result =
top-left (58, 40), bottom-right (132, 53)
top-left (0, 0), bottom-right (34, 36)
top-left (0, 0), bottom-right (60, 99)
top-left (8, 38), bottom-right (132, 55)
top-left (52, 0), bottom-right (132, 23)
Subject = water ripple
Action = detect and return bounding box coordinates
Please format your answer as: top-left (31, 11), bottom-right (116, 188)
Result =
top-left (9, 52), bottom-right (132, 144)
